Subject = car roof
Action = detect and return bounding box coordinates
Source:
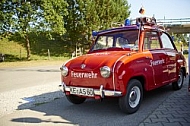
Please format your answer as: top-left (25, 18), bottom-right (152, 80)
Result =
top-left (97, 25), bottom-right (138, 34)
top-left (96, 25), bottom-right (164, 36)
top-left (93, 17), bottom-right (166, 36)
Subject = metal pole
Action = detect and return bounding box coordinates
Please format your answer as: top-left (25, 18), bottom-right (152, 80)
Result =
top-left (48, 49), bottom-right (50, 60)
top-left (20, 48), bottom-right (21, 59)
top-left (188, 36), bottom-right (190, 91)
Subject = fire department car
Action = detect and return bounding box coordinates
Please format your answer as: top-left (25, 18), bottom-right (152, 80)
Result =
top-left (60, 17), bottom-right (187, 114)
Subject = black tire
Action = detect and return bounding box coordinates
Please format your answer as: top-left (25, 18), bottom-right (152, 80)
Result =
top-left (172, 69), bottom-right (184, 90)
top-left (66, 94), bottom-right (86, 104)
top-left (119, 79), bottom-right (143, 114)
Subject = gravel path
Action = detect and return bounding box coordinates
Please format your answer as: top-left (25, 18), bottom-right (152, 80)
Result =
top-left (0, 82), bottom-right (64, 118)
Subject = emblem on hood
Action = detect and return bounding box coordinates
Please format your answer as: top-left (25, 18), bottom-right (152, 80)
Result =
top-left (81, 64), bottom-right (86, 69)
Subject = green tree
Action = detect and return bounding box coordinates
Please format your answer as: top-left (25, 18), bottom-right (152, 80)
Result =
top-left (174, 33), bottom-right (188, 46)
top-left (0, 0), bottom-right (68, 60)
top-left (64, 0), bottom-right (130, 50)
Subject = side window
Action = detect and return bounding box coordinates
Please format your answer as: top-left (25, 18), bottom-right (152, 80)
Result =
top-left (143, 31), bottom-right (161, 50)
top-left (160, 32), bottom-right (174, 49)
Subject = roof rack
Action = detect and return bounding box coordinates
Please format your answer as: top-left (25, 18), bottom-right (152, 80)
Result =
top-left (136, 17), bottom-right (156, 26)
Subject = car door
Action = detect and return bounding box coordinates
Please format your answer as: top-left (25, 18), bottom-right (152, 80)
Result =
top-left (160, 32), bottom-right (178, 81)
top-left (143, 31), bottom-right (169, 87)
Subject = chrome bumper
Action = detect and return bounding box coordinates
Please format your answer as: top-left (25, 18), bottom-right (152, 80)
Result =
top-left (59, 83), bottom-right (122, 98)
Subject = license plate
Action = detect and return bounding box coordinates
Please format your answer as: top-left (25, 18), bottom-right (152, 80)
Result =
top-left (70, 87), bottom-right (94, 97)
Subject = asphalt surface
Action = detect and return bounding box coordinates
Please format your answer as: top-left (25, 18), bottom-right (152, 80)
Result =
top-left (0, 65), bottom-right (61, 92)
top-left (0, 65), bottom-right (190, 126)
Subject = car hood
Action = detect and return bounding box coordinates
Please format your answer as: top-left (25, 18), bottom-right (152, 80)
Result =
top-left (65, 51), bottom-right (132, 70)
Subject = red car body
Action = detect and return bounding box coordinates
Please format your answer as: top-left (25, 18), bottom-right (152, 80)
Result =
top-left (60, 17), bottom-right (187, 114)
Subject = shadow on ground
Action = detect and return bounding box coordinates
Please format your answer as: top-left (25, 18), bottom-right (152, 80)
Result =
top-left (11, 81), bottom-right (188, 126)
top-left (17, 91), bottom-right (64, 110)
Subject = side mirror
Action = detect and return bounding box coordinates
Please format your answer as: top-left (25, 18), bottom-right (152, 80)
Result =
top-left (171, 36), bottom-right (174, 41)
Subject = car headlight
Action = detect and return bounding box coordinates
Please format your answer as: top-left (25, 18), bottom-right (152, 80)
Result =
top-left (60, 66), bottom-right (68, 77)
top-left (100, 66), bottom-right (111, 78)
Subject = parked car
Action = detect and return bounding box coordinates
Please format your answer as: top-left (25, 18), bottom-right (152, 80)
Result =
top-left (0, 53), bottom-right (5, 62)
top-left (183, 49), bottom-right (188, 54)
top-left (60, 17), bottom-right (187, 114)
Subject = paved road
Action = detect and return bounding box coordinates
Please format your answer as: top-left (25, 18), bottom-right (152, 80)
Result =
top-left (0, 65), bottom-right (189, 126)
top-left (0, 65), bottom-right (61, 92)
top-left (0, 65), bottom-right (64, 117)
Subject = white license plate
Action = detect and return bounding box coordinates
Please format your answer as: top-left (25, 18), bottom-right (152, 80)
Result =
top-left (70, 87), bottom-right (94, 97)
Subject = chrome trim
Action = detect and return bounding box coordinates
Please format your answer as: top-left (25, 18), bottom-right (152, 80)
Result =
top-left (94, 89), bottom-right (122, 97)
top-left (177, 59), bottom-right (183, 63)
top-left (61, 83), bottom-right (122, 98)
top-left (99, 85), bottom-right (104, 98)
top-left (59, 83), bottom-right (64, 92)
top-left (81, 64), bottom-right (86, 69)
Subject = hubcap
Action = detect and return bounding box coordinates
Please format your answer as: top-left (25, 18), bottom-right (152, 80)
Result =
top-left (129, 86), bottom-right (141, 108)
top-left (178, 71), bottom-right (183, 87)
top-left (130, 91), bottom-right (137, 102)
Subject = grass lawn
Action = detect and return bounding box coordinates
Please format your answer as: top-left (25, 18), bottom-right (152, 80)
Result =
top-left (0, 36), bottom-right (71, 68)
top-left (0, 59), bottom-right (69, 68)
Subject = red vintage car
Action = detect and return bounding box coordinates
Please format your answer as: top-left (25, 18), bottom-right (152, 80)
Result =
top-left (60, 17), bottom-right (187, 114)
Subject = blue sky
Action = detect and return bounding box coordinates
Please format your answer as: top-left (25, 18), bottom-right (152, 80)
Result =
top-left (128, 0), bottom-right (190, 19)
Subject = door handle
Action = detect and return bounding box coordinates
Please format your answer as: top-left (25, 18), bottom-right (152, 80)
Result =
top-left (145, 56), bottom-right (151, 59)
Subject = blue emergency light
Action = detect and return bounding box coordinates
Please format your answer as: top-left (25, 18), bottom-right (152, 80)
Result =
top-left (92, 31), bottom-right (98, 36)
top-left (124, 19), bottom-right (131, 26)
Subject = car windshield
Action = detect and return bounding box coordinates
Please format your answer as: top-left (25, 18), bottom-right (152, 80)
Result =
top-left (91, 30), bottom-right (139, 51)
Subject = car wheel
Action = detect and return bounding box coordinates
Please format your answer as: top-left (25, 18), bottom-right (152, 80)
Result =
top-left (66, 94), bottom-right (86, 104)
top-left (172, 69), bottom-right (184, 90)
top-left (119, 79), bottom-right (143, 114)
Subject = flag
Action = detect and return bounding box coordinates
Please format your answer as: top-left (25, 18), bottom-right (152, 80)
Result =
top-left (139, 7), bottom-right (145, 15)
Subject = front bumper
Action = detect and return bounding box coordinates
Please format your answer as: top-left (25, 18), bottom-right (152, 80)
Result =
top-left (59, 82), bottom-right (122, 98)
